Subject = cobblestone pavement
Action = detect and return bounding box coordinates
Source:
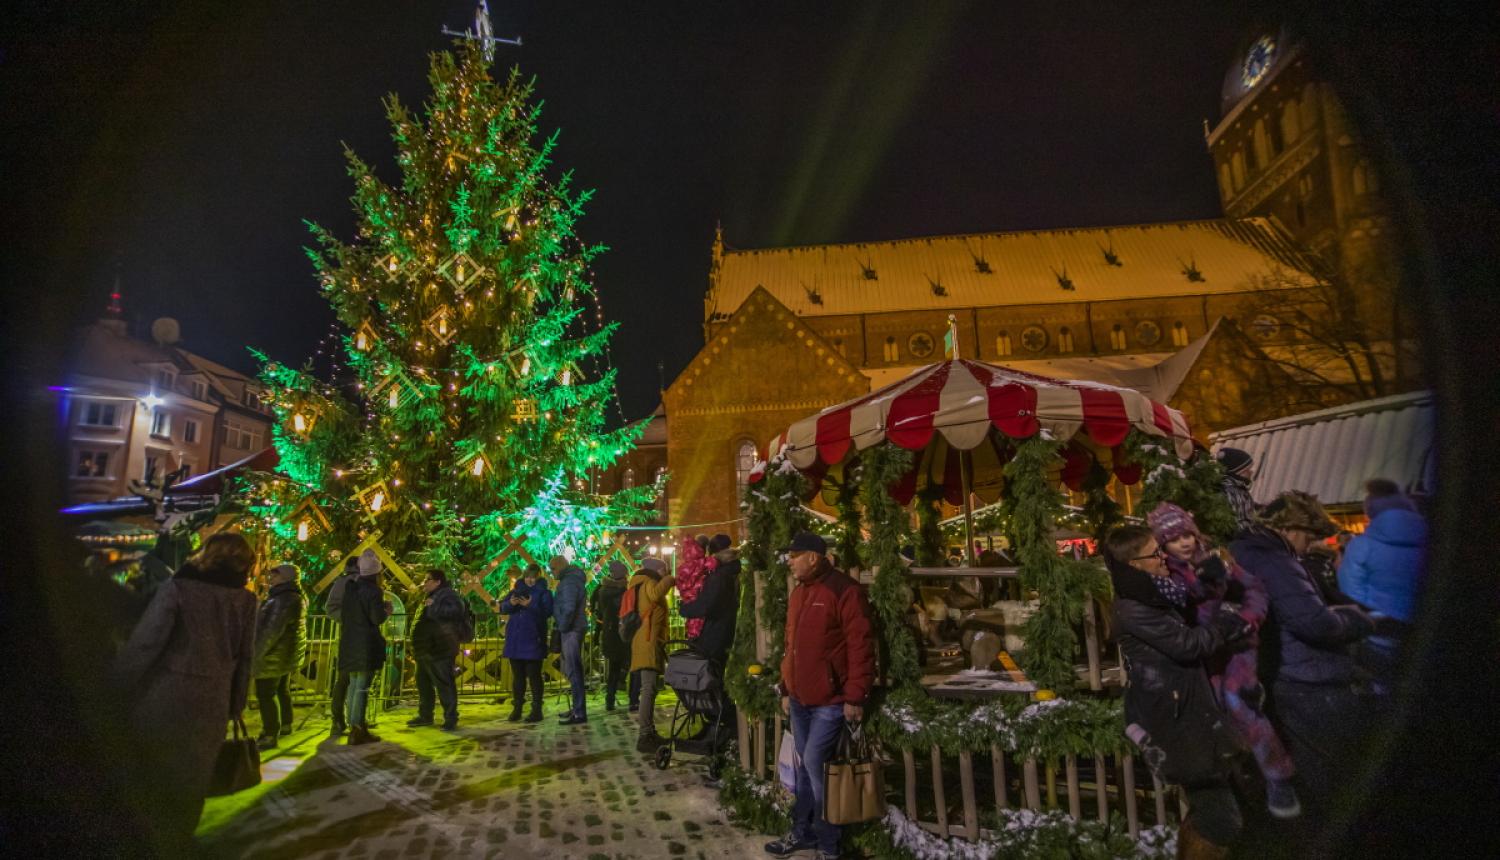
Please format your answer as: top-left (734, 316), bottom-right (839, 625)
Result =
top-left (199, 691), bottom-right (766, 859)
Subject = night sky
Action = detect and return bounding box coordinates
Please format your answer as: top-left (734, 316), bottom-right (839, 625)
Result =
top-left (5, 1), bottom-right (1263, 419)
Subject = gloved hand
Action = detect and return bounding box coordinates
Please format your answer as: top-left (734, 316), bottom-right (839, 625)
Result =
top-left (1198, 554), bottom-right (1228, 586)
top-left (1209, 603), bottom-right (1254, 645)
top-left (1240, 682), bottom-right (1266, 713)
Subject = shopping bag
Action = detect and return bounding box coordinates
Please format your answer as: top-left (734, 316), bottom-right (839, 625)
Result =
top-left (823, 722), bottom-right (884, 825)
top-left (207, 718), bottom-right (262, 797)
top-left (776, 729), bottom-right (797, 793)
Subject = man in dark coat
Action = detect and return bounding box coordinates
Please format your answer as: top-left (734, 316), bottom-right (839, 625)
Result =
top-left (679, 534), bottom-right (741, 665)
top-left (1231, 491), bottom-right (1376, 810)
top-left (551, 555), bottom-right (590, 724)
top-left (407, 569), bottom-right (466, 730)
top-left (252, 563), bottom-right (307, 748)
top-left (324, 555), bottom-right (359, 736)
top-left (589, 561), bottom-right (631, 711)
top-left (339, 550), bottom-right (391, 745)
top-left (1105, 524), bottom-right (1253, 857)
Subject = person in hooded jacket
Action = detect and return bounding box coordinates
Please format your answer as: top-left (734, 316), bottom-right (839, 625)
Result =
top-left (501, 564), bottom-right (553, 722)
top-left (1338, 479), bottom-right (1427, 687)
top-left (1231, 492), bottom-right (1375, 809)
top-left (551, 555), bottom-right (590, 725)
top-left (252, 563), bottom-right (307, 749)
top-left (589, 561), bottom-right (631, 711)
top-left (339, 550), bottom-right (392, 745)
top-left (1105, 524), bottom-right (1253, 859)
top-left (408, 569), bottom-right (466, 730)
top-left (114, 532), bottom-right (259, 853)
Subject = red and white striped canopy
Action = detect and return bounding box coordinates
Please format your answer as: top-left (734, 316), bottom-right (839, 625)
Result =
top-left (768, 358), bottom-right (1193, 472)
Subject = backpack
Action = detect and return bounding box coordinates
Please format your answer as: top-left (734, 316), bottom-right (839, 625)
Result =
top-left (455, 601), bottom-right (477, 644)
top-left (617, 582), bottom-right (646, 642)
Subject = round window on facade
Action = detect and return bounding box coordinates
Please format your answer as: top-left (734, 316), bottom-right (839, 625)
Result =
top-left (1135, 320), bottom-right (1161, 347)
top-left (907, 331), bottom-right (935, 358)
top-left (1021, 325), bottom-right (1048, 353)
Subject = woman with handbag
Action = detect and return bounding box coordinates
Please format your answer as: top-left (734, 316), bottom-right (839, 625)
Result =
top-left (114, 532), bottom-right (259, 853)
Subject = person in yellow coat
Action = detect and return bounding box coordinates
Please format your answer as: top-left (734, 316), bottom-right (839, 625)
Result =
top-left (629, 556), bottom-right (676, 752)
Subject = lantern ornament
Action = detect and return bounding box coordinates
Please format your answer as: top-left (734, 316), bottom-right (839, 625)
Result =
top-left (288, 497), bottom-right (332, 542)
top-left (379, 252), bottom-right (405, 279)
top-left (354, 319), bottom-right (379, 352)
top-left (372, 368), bottom-right (422, 411)
top-left (511, 398), bottom-right (538, 422)
top-left (288, 406), bottom-right (318, 436)
top-left (458, 449), bottom-right (494, 479)
top-left (355, 480), bottom-right (393, 521)
top-left (438, 252), bottom-right (484, 294)
top-left (424, 305), bottom-right (456, 346)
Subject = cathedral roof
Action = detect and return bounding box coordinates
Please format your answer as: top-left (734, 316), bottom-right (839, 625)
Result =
top-left (706, 217), bottom-right (1317, 321)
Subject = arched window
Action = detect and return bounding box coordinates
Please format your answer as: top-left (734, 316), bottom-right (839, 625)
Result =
top-left (1109, 324), bottom-right (1127, 351)
top-left (1218, 163), bottom-right (1234, 200)
top-left (1253, 119), bottom-right (1272, 166)
top-left (1244, 139), bottom-right (1259, 174)
top-left (1230, 151), bottom-right (1246, 190)
top-left (623, 467), bottom-right (635, 489)
top-left (995, 330), bottom-right (1013, 357)
top-left (1057, 327), bottom-right (1074, 354)
top-left (1171, 321), bottom-right (1190, 347)
top-left (734, 439), bottom-right (758, 499)
top-left (1281, 97), bottom-right (1300, 144)
top-left (882, 336), bottom-right (899, 362)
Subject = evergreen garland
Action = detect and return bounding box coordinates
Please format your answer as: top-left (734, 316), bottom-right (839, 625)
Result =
top-left (914, 487), bottom-right (946, 565)
top-left (1003, 437), bottom-right (1109, 692)
top-left (1080, 460), bottom-right (1124, 541)
top-left (716, 765), bottom-right (792, 835)
top-left (832, 468), bottom-right (863, 572)
top-left (857, 444), bottom-right (921, 691)
top-left (1125, 432), bottom-right (1236, 544)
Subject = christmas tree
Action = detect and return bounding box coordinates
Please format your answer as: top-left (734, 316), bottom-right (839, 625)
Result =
top-left (248, 46), bottom-right (654, 595)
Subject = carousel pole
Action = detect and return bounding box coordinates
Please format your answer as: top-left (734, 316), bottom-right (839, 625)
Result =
top-left (949, 315), bottom-right (977, 567)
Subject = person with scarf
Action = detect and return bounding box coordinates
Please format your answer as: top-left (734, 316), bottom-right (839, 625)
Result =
top-left (1106, 523), bottom-right (1253, 859)
top-left (1148, 502), bottom-right (1300, 820)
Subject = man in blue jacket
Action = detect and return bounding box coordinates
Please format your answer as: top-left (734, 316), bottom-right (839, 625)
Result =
top-left (1338, 479), bottom-right (1426, 687)
top-left (1230, 491), bottom-right (1374, 809)
top-left (551, 555), bottom-right (590, 725)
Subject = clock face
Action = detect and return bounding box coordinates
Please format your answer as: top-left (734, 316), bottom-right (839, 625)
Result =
top-left (1241, 35), bottom-right (1277, 89)
top-left (1021, 326), bottom-right (1049, 353)
top-left (907, 331), bottom-right (935, 358)
top-left (1135, 320), bottom-right (1162, 347)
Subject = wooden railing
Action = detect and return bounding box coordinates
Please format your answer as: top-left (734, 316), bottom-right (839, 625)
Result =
top-left (737, 713), bottom-right (1182, 839)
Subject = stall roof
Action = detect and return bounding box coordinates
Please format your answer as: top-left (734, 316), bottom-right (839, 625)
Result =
top-left (1209, 390), bottom-right (1436, 507)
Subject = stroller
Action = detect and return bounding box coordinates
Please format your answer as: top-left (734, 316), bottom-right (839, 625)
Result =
top-left (654, 639), bottom-right (735, 776)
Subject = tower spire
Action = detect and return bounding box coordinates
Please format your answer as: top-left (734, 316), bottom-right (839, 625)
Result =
top-left (107, 266), bottom-right (124, 317)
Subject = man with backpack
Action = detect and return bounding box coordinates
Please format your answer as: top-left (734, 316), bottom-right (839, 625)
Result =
top-left (324, 555), bottom-right (360, 737)
top-left (589, 561), bottom-right (632, 711)
top-left (407, 569), bottom-right (468, 730)
top-left (627, 556), bottom-right (675, 752)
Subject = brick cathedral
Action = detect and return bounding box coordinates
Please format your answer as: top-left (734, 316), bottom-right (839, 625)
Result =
top-left (604, 28), bottom-right (1416, 538)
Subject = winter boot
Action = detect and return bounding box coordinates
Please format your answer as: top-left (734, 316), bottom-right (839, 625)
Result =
top-left (255, 734), bottom-right (278, 751)
top-left (507, 704), bottom-right (524, 722)
top-left (636, 732), bottom-right (664, 754)
top-left (525, 707), bottom-right (543, 723)
top-left (1175, 819), bottom-right (1230, 860)
top-left (347, 725), bottom-right (381, 746)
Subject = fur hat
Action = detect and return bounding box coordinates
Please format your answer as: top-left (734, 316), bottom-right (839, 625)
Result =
top-left (641, 557), bottom-right (667, 574)
top-left (269, 563), bottom-right (299, 583)
top-left (357, 549), bottom-right (381, 577)
top-left (1258, 491), bottom-right (1339, 539)
top-left (1147, 502), bottom-right (1201, 545)
top-left (607, 560), bottom-right (629, 580)
top-left (708, 533), bottom-right (733, 554)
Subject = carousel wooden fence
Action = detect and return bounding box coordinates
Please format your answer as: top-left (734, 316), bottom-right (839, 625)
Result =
top-left (736, 713), bottom-right (1182, 839)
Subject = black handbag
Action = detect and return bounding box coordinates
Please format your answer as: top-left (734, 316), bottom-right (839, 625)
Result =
top-left (207, 718), bottom-right (261, 797)
top-left (549, 627), bottom-right (562, 655)
top-left (664, 648), bottom-right (717, 693)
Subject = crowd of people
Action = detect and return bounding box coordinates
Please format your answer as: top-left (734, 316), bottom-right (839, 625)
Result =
top-left (103, 446), bottom-right (1423, 858)
top-left (1109, 449), bottom-right (1426, 857)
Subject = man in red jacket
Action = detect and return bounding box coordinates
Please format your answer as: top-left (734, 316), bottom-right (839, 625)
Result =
top-left (765, 532), bottom-right (876, 860)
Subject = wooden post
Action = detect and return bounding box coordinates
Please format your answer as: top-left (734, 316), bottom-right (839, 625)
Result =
top-left (1122, 751), bottom-right (1138, 837)
top-left (1045, 760), bottom-right (1057, 809)
top-left (903, 749), bottom-right (919, 820)
top-left (991, 744), bottom-right (1009, 812)
top-left (1023, 758), bottom-right (1042, 809)
top-left (754, 719), bottom-right (767, 780)
top-left (1065, 755), bottom-right (1082, 819)
top-left (737, 712), bottom-right (751, 770)
top-left (959, 751), bottom-right (979, 840)
top-left (1152, 774), bottom-right (1168, 825)
top-left (1094, 755), bottom-right (1110, 821)
top-left (930, 745), bottom-right (949, 834)
top-left (1082, 594), bottom-right (1102, 691)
